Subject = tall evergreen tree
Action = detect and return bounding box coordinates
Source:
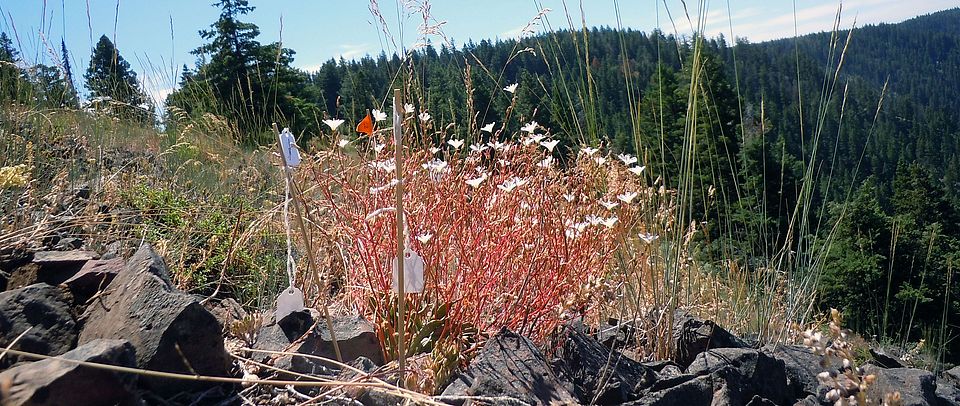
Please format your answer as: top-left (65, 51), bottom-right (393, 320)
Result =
top-left (169, 0), bottom-right (312, 139)
top-left (84, 35), bottom-right (150, 122)
top-left (0, 32), bottom-right (26, 103)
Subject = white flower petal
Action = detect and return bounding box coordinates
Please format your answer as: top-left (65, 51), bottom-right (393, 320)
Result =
top-left (481, 122), bottom-right (496, 133)
top-left (540, 139), bottom-right (560, 152)
top-left (503, 83), bottom-right (518, 93)
top-left (466, 173), bottom-right (488, 188)
top-left (372, 109), bottom-right (388, 121)
top-left (628, 166), bottom-right (646, 176)
top-left (599, 200), bottom-right (619, 210)
top-left (617, 153), bottom-right (638, 166)
top-left (447, 139), bottom-right (464, 149)
top-left (323, 119), bottom-right (345, 131)
top-left (521, 121), bottom-right (539, 133)
top-left (617, 191), bottom-right (638, 204)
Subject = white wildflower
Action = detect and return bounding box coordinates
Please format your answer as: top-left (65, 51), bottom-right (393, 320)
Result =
top-left (617, 191), bottom-right (638, 204)
top-left (537, 156), bottom-right (554, 168)
top-left (599, 200), bottom-right (618, 210)
top-left (503, 83), bottom-right (518, 93)
top-left (628, 166), bottom-right (646, 176)
top-left (470, 144), bottom-right (490, 153)
top-left (323, 119), bottom-right (345, 131)
top-left (497, 177), bottom-right (528, 193)
top-left (466, 173), bottom-right (488, 188)
top-left (617, 153), bottom-right (638, 166)
top-left (447, 139), bottom-right (465, 149)
top-left (521, 121), bottom-right (538, 133)
top-left (638, 232), bottom-right (659, 244)
top-left (539, 139), bottom-right (559, 152)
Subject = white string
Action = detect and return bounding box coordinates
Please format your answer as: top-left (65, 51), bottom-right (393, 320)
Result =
top-left (283, 168), bottom-right (295, 288)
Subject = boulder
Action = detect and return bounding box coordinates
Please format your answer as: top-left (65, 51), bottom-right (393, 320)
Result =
top-left (863, 366), bottom-right (938, 406)
top-left (623, 375), bottom-right (714, 406)
top-left (936, 383), bottom-right (960, 406)
top-left (551, 321), bottom-right (655, 404)
top-left (78, 244), bottom-right (229, 395)
top-left (441, 328), bottom-right (579, 405)
top-left (686, 348), bottom-right (791, 405)
top-left (869, 347), bottom-right (907, 368)
top-left (597, 317), bottom-right (638, 349)
top-left (204, 297), bottom-right (249, 332)
top-left (673, 311), bottom-right (749, 368)
top-left (7, 250), bottom-right (97, 290)
top-left (253, 310), bottom-right (383, 376)
top-left (0, 283), bottom-right (76, 367)
top-left (0, 339), bottom-right (137, 406)
top-left (763, 344), bottom-right (836, 399)
top-left (944, 365), bottom-right (960, 385)
top-left (60, 258), bottom-right (123, 303)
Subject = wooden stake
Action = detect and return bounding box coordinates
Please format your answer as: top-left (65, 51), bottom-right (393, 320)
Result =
top-left (393, 89), bottom-right (407, 388)
top-left (272, 123), bottom-right (343, 363)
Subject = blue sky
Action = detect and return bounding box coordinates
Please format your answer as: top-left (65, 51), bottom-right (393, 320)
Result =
top-left (1, 0), bottom-right (956, 104)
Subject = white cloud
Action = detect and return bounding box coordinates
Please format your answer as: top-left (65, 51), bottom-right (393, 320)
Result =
top-left (682, 0), bottom-right (958, 42)
top-left (335, 43), bottom-right (370, 60)
top-left (500, 25), bottom-right (528, 40)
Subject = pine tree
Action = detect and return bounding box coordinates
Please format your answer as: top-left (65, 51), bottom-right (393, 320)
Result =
top-left (0, 32), bottom-right (26, 103)
top-left (169, 0), bottom-right (312, 139)
top-left (84, 35), bottom-right (150, 122)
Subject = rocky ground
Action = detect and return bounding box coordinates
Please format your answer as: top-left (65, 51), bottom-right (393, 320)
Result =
top-left (2, 240), bottom-right (960, 405)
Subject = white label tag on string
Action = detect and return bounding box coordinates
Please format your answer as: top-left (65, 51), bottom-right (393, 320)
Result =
top-left (275, 285), bottom-right (305, 321)
top-left (392, 247), bottom-right (425, 293)
top-left (279, 127), bottom-right (301, 167)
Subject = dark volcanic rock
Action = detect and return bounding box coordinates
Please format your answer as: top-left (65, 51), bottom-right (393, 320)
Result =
top-left (204, 297), bottom-right (249, 332)
top-left (762, 344), bottom-right (836, 400)
top-left (253, 310), bottom-right (383, 376)
top-left (31, 250), bottom-right (97, 264)
top-left (0, 283), bottom-right (76, 367)
top-left (863, 366), bottom-right (938, 406)
top-left (673, 311), bottom-right (749, 368)
top-left (441, 328), bottom-right (579, 405)
top-left (937, 383), bottom-right (960, 406)
top-left (551, 321), bottom-right (655, 404)
top-left (0, 339), bottom-right (137, 406)
top-left (624, 374), bottom-right (714, 406)
top-left (7, 250), bottom-right (97, 290)
top-left (686, 348), bottom-right (791, 405)
top-left (869, 347), bottom-right (907, 368)
top-left (60, 258), bottom-right (123, 303)
top-left (78, 244), bottom-right (229, 395)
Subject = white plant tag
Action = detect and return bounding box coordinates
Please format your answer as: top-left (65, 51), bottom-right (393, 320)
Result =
top-left (279, 128), bottom-right (301, 167)
top-left (392, 248), bottom-right (425, 293)
top-left (275, 285), bottom-right (305, 321)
